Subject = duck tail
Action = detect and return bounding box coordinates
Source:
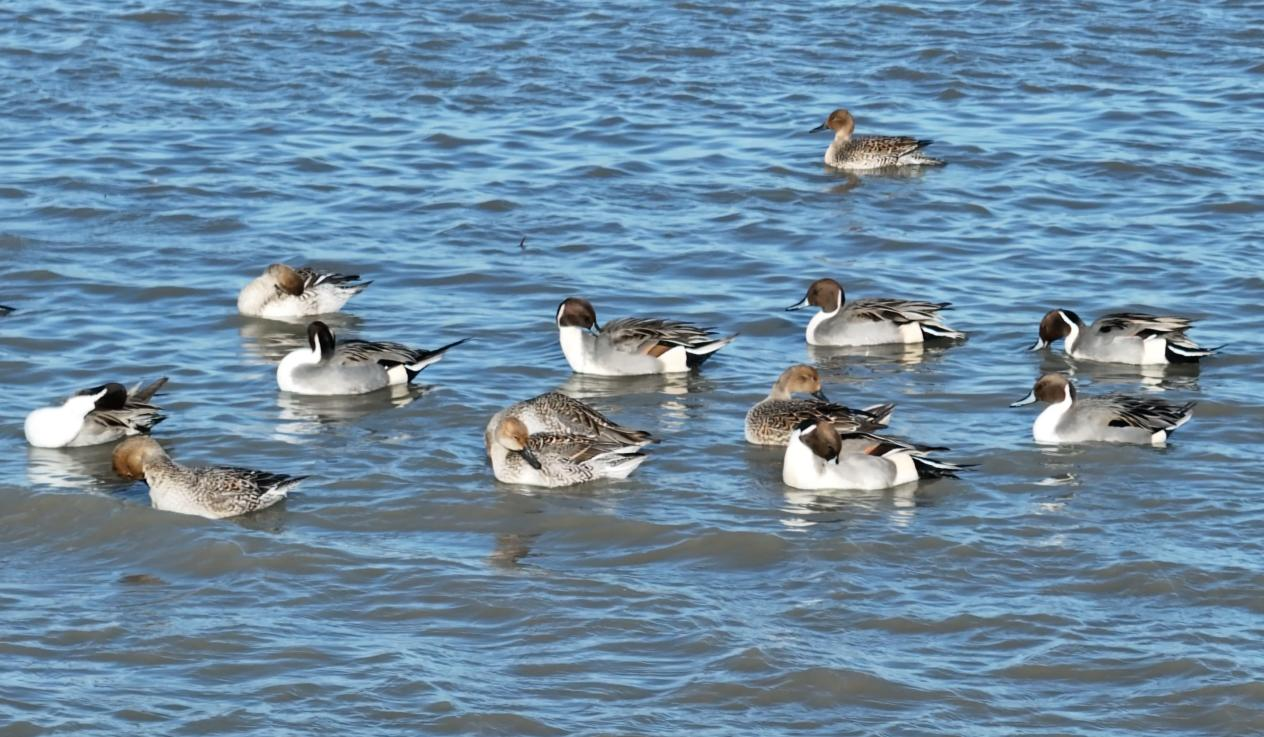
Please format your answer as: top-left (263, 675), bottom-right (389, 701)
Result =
top-left (403, 337), bottom-right (470, 379)
top-left (1165, 341), bottom-right (1220, 363)
top-left (131, 377), bottom-right (169, 403)
top-left (684, 333), bottom-right (738, 368)
top-left (858, 402), bottom-right (895, 428)
top-left (920, 322), bottom-right (966, 341)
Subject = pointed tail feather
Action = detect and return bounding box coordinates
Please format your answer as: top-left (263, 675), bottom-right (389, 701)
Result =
top-left (1165, 342), bottom-right (1220, 363)
top-left (684, 333), bottom-right (737, 368)
top-left (858, 402), bottom-right (895, 428)
top-left (403, 337), bottom-right (470, 379)
top-left (920, 322), bottom-right (966, 341)
top-left (131, 377), bottom-right (169, 403)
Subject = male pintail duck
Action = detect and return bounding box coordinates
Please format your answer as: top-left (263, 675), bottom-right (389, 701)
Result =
top-left (745, 364), bottom-right (893, 445)
top-left (782, 419), bottom-right (965, 491)
top-left (488, 416), bottom-right (647, 487)
top-left (277, 321), bottom-right (467, 395)
top-left (811, 108), bottom-right (944, 170)
top-left (1030, 309), bottom-right (1218, 365)
top-left (1010, 373), bottom-right (1195, 445)
top-left (237, 263), bottom-right (371, 319)
top-left (0, 305), bottom-right (13, 315)
top-left (24, 378), bottom-right (167, 448)
top-left (555, 297), bottom-right (737, 376)
top-left (113, 436), bottom-right (305, 519)
top-left (787, 278), bottom-right (964, 346)
top-left (485, 392), bottom-right (656, 457)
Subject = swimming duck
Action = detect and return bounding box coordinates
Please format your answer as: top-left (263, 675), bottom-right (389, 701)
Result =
top-left (113, 436), bottom-right (305, 519)
top-left (1010, 373), bottom-right (1195, 445)
top-left (1030, 309), bottom-right (1218, 365)
top-left (787, 278), bottom-right (964, 346)
top-left (485, 392), bottom-right (656, 457)
top-left (237, 263), bottom-right (371, 319)
top-left (488, 416), bottom-right (647, 487)
top-left (782, 419), bottom-right (964, 491)
top-left (811, 108), bottom-right (944, 170)
top-left (277, 321), bottom-right (466, 395)
top-left (556, 297), bottom-right (737, 376)
top-left (24, 378), bottom-right (167, 448)
top-left (745, 364), bottom-right (893, 445)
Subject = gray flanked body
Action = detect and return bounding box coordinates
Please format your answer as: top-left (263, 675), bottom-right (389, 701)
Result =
top-left (782, 422), bottom-right (964, 491)
top-left (277, 321), bottom-right (466, 396)
top-left (788, 279), bottom-right (964, 347)
top-left (1032, 309), bottom-right (1216, 365)
top-left (1012, 373), bottom-right (1195, 445)
top-left (812, 109), bottom-right (944, 170)
top-left (556, 298), bottom-right (737, 376)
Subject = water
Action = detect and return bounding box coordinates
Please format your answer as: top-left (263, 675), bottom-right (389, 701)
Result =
top-left (2, 1), bottom-right (1262, 734)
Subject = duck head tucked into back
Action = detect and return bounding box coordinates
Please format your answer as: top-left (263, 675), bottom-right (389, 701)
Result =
top-left (771, 364), bottom-right (830, 401)
top-left (112, 436), bottom-right (169, 480)
top-left (494, 417), bottom-right (542, 469)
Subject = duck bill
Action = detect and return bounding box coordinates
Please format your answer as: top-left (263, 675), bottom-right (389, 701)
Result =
top-left (518, 447), bottom-right (543, 470)
top-left (786, 295), bottom-right (810, 311)
top-left (1027, 338), bottom-right (1048, 351)
top-left (809, 123), bottom-right (827, 133)
top-left (811, 389), bottom-right (830, 402)
top-left (1010, 390), bottom-right (1038, 407)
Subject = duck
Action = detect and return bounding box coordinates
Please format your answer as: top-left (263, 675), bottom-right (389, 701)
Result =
top-left (237, 263), bottom-right (371, 319)
top-left (787, 278), bottom-right (964, 346)
top-left (810, 108), bottom-right (944, 170)
top-left (488, 416), bottom-right (647, 487)
top-left (555, 297), bottom-right (737, 376)
top-left (782, 419), bottom-right (965, 491)
top-left (1030, 309), bottom-right (1218, 365)
top-left (0, 305), bottom-right (14, 315)
top-left (24, 378), bottom-right (167, 448)
top-left (113, 436), bottom-right (305, 519)
top-left (1010, 373), bottom-right (1195, 445)
top-left (745, 364), bottom-right (894, 445)
top-left (277, 321), bottom-right (466, 395)
top-left (485, 392), bottom-right (656, 457)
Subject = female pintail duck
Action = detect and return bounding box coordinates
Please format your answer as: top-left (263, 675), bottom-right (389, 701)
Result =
top-left (1010, 373), bottom-right (1195, 445)
top-left (489, 416), bottom-right (647, 488)
top-left (24, 378), bottom-right (167, 448)
top-left (783, 419), bottom-right (964, 491)
top-left (237, 263), bottom-right (371, 319)
top-left (810, 108), bottom-right (944, 170)
top-left (555, 297), bottom-right (737, 376)
top-left (277, 321), bottom-right (467, 395)
top-left (485, 392), bottom-right (656, 457)
top-left (1030, 309), bottom-right (1218, 365)
top-left (746, 364), bottom-right (894, 445)
top-left (113, 436), bottom-right (304, 519)
top-left (787, 278), bottom-right (964, 346)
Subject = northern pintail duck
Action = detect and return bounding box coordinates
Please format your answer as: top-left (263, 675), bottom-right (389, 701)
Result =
top-left (113, 436), bottom-right (305, 519)
top-left (555, 297), bottom-right (737, 376)
top-left (237, 263), bottom-right (371, 319)
top-left (485, 392), bottom-right (656, 456)
top-left (1010, 373), bottom-right (1195, 445)
top-left (277, 321), bottom-right (466, 395)
top-left (24, 378), bottom-right (167, 448)
top-left (787, 278), bottom-right (964, 346)
top-left (489, 416), bottom-right (647, 487)
top-left (745, 364), bottom-right (894, 445)
top-left (0, 305), bottom-right (13, 315)
top-left (1031, 309), bottom-right (1218, 365)
top-left (811, 108), bottom-right (944, 170)
top-left (782, 419), bottom-right (964, 491)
